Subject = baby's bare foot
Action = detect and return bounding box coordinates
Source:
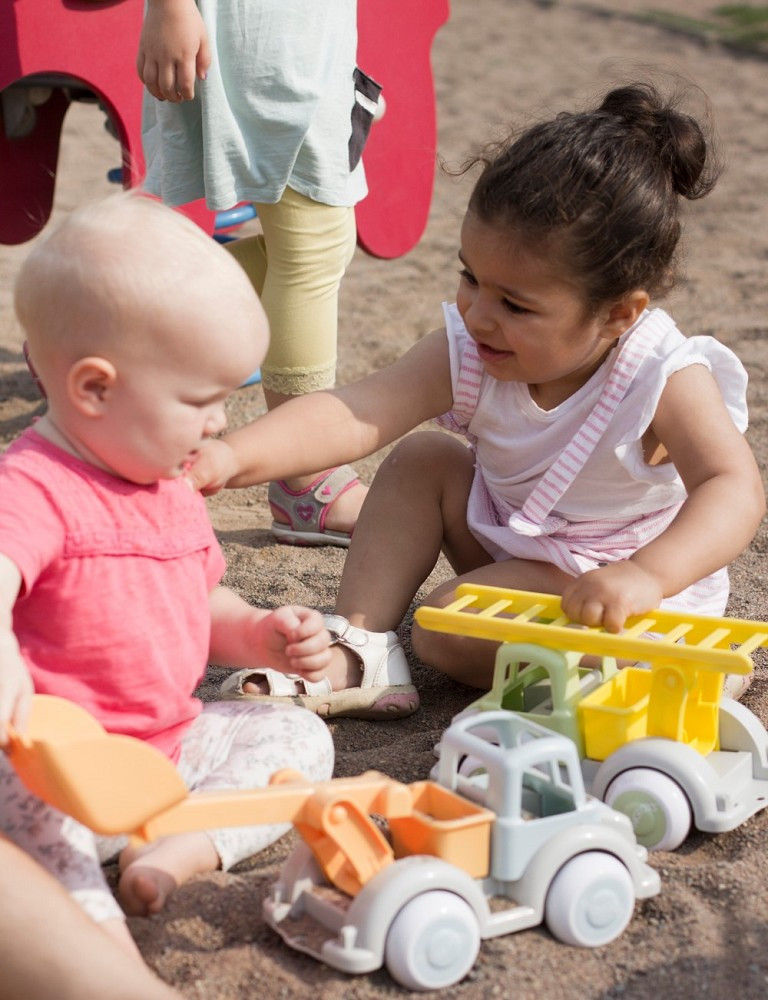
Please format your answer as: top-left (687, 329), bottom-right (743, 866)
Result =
top-left (118, 865), bottom-right (177, 916)
top-left (119, 833), bottom-right (219, 916)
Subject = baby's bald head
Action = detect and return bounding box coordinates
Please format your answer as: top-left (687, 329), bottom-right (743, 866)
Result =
top-left (16, 192), bottom-right (268, 381)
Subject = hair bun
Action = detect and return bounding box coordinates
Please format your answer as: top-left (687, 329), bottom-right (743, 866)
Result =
top-left (599, 83), bottom-right (716, 200)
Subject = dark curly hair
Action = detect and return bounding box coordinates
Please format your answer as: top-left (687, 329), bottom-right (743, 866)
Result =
top-left (466, 82), bottom-right (721, 307)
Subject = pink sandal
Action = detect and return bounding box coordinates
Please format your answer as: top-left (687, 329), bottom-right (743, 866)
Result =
top-left (268, 465), bottom-right (360, 547)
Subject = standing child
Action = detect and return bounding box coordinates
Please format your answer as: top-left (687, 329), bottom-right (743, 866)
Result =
top-left (137, 0), bottom-right (372, 546)
top-left (0, 193), bottom-right (335, 955)
top-left (186, 82), bottom-right (766, 717)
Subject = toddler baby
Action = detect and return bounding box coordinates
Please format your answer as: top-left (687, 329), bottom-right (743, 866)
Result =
top-left (0, 192), bottom-right (334, 956)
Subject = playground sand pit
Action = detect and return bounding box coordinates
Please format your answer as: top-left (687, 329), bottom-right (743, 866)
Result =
top-left (2, 0), bottom-right (768, 997)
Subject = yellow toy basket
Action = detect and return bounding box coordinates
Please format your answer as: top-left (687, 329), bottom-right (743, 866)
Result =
top-left (579, 668), bottom-right (652, 761)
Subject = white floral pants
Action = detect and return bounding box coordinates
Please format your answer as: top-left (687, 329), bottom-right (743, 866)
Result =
top-left (0, 700), bottom-right (334, 922)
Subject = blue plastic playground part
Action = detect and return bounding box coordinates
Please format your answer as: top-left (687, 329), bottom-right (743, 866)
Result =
top-left (215, 204), bottom-right (261, 386)
top-left (214, 204), bottom-right (258, 229)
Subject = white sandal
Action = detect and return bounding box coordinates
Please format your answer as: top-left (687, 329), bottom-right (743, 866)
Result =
top-left (218, 615), bottom-right (419, 720)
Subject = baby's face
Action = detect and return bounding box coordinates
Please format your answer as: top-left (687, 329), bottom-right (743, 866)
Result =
top-left (88, 310), bottom-right (265, 485)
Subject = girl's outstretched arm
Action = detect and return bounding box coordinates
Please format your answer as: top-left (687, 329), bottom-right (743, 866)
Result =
top-left (186, 328), bottom-right (454, 494)
top-left (562, 363), bottom-right (766, 631)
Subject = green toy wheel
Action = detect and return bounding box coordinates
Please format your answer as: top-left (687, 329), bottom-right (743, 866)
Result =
top-left (605, 768), bottom-right (692, 851)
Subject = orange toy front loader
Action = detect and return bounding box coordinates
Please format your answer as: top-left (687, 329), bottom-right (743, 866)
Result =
top-left (7, 695), bottom-right (493, 897)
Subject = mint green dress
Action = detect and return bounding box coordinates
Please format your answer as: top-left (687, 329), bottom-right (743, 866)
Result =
top-left (142, 0), bottom-right (368, 210)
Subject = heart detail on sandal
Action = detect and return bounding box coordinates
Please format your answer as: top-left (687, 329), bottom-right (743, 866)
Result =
top-left (267, 466), bottom-right (359, 547)
top-left (296, 503), bottom-right (315, 522)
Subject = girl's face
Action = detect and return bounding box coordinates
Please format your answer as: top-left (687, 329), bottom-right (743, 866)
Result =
top-left (456, 213), bottom-right (627, 409)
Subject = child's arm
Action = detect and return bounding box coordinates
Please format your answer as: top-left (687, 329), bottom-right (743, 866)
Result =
top-left (0, 554), bottom-right (33, 745)
top-left (137, 0), bottom-right (211, 103)
top-left (562, 363), bottom-right (766, 632)
top-left (186, 328), bottom-right (454, 494)
top-left (208, 586), bottom-right (332, 678)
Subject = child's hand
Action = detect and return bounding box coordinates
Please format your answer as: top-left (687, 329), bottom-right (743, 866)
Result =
top-left (0, 639), bottom-right (34, 747)
top-left (137, 0), bottom-right (212, 103)
top-left (184, 439), bottom-right (239, 496)
top-left (561, 561), bottom-right (664, 634)
top-left (258, 607), bottom-right (332, 678)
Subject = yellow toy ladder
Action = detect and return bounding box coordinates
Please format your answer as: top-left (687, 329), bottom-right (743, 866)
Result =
top-left (415, 585), bottom-right (768, 757)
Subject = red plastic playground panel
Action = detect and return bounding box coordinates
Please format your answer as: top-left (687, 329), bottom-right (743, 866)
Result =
top-left (0, 0), bottom-right (448, 257)
top-left (356, 0), bottom-right (449, 258)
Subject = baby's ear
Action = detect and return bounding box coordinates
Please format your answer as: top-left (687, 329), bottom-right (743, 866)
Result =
top-left (67, 357), bottom-right (117, 415)
top-left (600, 290), bottom-right (650, 340)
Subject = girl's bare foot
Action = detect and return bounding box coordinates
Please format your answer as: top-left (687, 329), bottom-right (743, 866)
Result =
top-left (118, 833), bottom-right (220, 916)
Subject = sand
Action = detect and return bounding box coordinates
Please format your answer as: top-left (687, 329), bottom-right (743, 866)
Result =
top-left (2, 1), bottom-right (768, 997)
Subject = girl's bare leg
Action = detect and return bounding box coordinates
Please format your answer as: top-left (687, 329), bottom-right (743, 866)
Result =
top-left (324, 432), bottom-right (492, 687)
top-left (411, 558), bottom-right (573, 689)
top-left (240, 431), bottom-right (482, 694)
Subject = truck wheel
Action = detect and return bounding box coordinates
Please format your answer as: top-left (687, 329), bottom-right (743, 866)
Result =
top-left (384, 890), bottom-right (480, 990)
top-left (545, 851), bottom-right (635, 948)
top-left (605, 768), bottom-right (692, 851)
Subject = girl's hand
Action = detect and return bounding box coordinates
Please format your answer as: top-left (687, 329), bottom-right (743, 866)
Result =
top-left (184, 439), bottom-right (240, 496)
top-left (258, 607), bottom-right (332, 678)
top-left (137, 0), bottom-right (211, 102)
top-left (0, 639), bottom-right (34, 747)
top-left (561, 561), bottom-right (664, 634)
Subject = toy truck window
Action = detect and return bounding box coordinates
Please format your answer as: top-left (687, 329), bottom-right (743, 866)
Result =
top-left (522, 759), bottom-right (577, 819)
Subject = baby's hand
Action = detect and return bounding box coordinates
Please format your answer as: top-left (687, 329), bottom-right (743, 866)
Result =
top-left (137, 0), bottom-right (212, 103)
top-left (0, 639), bottom-right (34, 747)
top-left (561, 561), bottom-right (664, 633)
top-left (184, 439), bottom-right (239, 496)
top-left (259, 607), bottom-right (332, 678)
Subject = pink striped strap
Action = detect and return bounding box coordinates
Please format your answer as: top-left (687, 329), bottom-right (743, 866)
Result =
top-left (511, 309), bottom-right (675, 536)
top-left (435, 337), bottom-right (484, 443)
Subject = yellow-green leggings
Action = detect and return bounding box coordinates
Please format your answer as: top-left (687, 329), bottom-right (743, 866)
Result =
top-left (226, 186), bottom-right (357, 396)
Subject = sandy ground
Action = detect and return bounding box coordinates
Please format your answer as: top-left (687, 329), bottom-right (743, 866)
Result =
top-left (2, 0), bottom-right (768, 997)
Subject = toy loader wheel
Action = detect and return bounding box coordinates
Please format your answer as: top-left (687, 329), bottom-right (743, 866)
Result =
top-left (384, 889), bottom-right (480, 990)
top-left (605, 768), bottom-right (692, 852)
top-left (545, 851), bottom-right (636, 947)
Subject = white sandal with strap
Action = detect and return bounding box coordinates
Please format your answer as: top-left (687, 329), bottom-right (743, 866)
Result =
top-left (218, 616), bottom-right (419, 720)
